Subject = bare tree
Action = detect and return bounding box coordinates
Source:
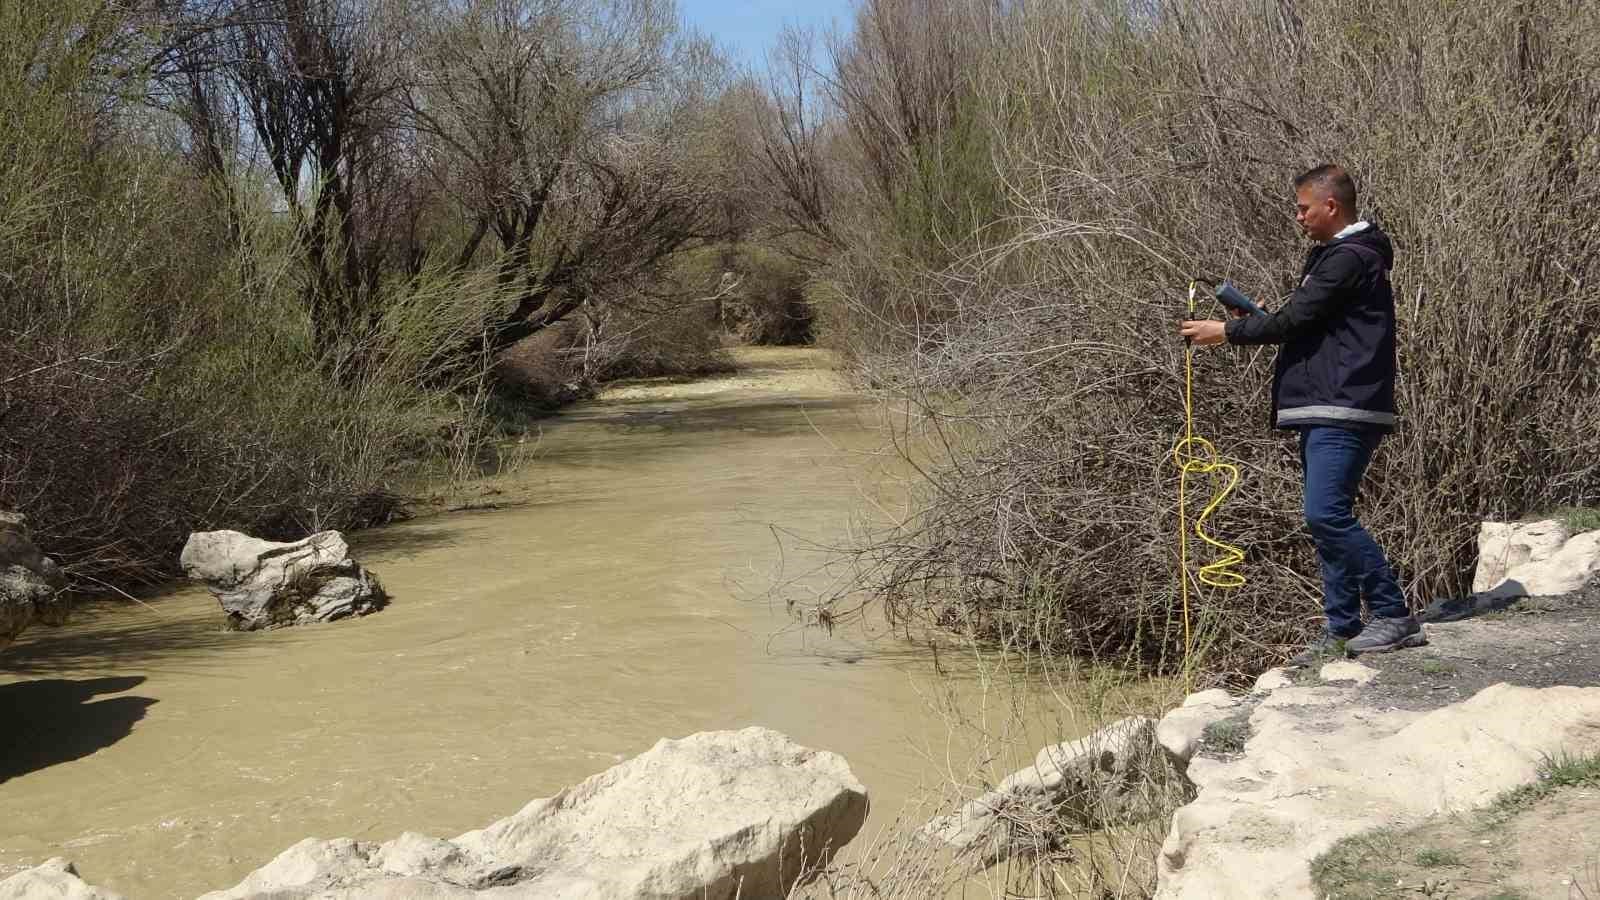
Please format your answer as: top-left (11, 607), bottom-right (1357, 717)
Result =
top-left (202, 0), bottom-right (413, 362)
top-left (826, 0), bottom-right (996, 204)
top-left (401, 0), bottom-right (728, 358)
top-left (728, 28), bottom-right (843, 259)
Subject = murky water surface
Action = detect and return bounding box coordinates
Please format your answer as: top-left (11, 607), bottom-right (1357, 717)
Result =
top-left (0, 349), bottom-right (1082, 898)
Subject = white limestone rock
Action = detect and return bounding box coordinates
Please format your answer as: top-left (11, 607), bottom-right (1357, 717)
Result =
top-left (1474, 519), bottom-right (1600, 596)
top-left (180, 530), bottom-right (387, 630)
top-left (1252, 667), bottom-right (1294, 693)
top-left (1155, 682), bottom-right (1600, 899)
top-left (921, 716), bottom-right (1157, 867)
top-left (0, 858), bottom-right (125, 900)
top-left (1317, 660), bottom-right (1378, 685)
top-left (1156, 689), bottom-right (1241, 770)
top-left (199, 727), bottom-right (867, 899)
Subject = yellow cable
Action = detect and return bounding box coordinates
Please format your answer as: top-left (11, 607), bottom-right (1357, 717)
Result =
top-left (1173, 281), bottom-right (1247, 661)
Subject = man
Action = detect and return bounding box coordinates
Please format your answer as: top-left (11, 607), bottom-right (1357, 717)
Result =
top-left (1179, 164), bottom-right (1423, 665)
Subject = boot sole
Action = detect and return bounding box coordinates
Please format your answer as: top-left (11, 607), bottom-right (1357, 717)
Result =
top-left (1349, 631), bottom-right (1428, 655)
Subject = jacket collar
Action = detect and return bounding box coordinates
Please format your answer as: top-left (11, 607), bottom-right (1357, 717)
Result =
top-left (1332, 220), bottom-right (1371, 240)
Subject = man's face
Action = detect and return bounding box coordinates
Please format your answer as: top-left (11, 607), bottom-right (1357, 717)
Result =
top-left (1295, 184), bottom-right (1343, 241)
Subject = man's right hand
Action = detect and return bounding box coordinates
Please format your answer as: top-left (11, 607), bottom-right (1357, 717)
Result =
top-left (1180, 320), bottom-right (1227, 346)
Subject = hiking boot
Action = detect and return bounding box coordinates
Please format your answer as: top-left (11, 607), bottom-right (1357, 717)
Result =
top-left (1286, 633), bottom-right (1351, 668)
top-left (1346, 616), bottom-right (1427, 655)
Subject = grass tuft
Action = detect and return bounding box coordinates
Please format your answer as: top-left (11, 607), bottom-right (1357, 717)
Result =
top-left (1313, 751), bottom-right (1600, 899)
top-left (1547, 507), bottom-right (1600, 534)
top-left (1490, 751), bottom-right (1600, 822)
top-left (1200, 715), bottom-right (1251, 755)
top-left (1413, 847), bottom-right (1462, 868)
top-left (1308, 827), bottom-right (1405, 898)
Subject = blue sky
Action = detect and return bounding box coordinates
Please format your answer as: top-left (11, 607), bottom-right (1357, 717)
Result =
top-left (680, 0), bottom-right (857, 67)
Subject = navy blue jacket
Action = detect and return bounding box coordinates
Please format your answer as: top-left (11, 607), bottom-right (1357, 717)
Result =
top-left (1224, 223), bottom-right (1398, 432)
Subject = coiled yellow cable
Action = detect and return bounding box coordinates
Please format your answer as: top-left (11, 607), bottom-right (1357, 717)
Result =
top-left (1173, 281), bottom-right (1247, 655)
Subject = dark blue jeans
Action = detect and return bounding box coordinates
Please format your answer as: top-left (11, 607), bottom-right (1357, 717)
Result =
top-left (1299, 426), bottom-right (1409, 638)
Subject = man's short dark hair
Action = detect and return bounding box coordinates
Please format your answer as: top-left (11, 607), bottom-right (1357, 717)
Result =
top-left (1294, 164), bottom-right (1358, 213)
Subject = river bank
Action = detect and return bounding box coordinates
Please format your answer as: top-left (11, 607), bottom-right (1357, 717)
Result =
top-left (825, 521), bottom-right (1600, 899)
top-left (1156, 579), bottom-right (1600, 899)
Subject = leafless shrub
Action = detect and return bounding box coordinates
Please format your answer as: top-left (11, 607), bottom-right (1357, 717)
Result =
top-left (797, 0), bottom-right (1600, 678)
top-left (720, 250), bottom-right (814, 346)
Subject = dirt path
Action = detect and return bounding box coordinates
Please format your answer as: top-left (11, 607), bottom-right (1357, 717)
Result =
top-left (1353, 582), bottom-right (1600, 712)
top-left (1311, 768), bottom-right (1600, 900)
top-left (1303, 581), bottom-right (1600, 899)
top-left (1158, 577), bottom-right (1600, 900)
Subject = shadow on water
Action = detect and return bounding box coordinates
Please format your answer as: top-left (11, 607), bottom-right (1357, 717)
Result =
top-left (557, 396), bottom-right (866, 436)
top-left (526, 396), bottom-right (874, 472)
top-left (0, 675), bottom-right (155, 783)
top-left (0, 611), bottom-right (246, 677)
top-left (347, 521), bottom-right (463, 560)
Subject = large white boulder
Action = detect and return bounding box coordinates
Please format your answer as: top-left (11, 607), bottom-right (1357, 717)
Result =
top-left (1156, 680), bottom-right (1600, 899)
top-left (0, 858), bottom-right (124, 900)
top-left (199, 727), bottom-right (868, 899)
top-left (921, 716), bottom-right (1157, 867)
top-left (1, 511), bottom-right (68, 649)
top-left (1473, 519), bottom-right (1600, 596)
top-left (180, 530), bottom-right (387, 630)
top-left (1155, 689), bottom-right (1240, 771)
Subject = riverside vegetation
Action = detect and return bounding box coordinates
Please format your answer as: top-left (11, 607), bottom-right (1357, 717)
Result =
top-left (757, 0), bottom-right (1600, 680)
top-left (0, 0), bottom-right (815, 595)
top-left (771, 1), bottom-right (1600, 894)
top-left (12, 0), bottom-right (1596, 671)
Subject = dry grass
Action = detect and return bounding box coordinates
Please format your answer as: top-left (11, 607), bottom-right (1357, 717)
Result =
top-left (785, 647), bottom-right (1193, 899)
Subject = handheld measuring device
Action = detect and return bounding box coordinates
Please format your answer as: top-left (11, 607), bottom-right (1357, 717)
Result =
top-left (1214, 281), bottom-right (1267, 317)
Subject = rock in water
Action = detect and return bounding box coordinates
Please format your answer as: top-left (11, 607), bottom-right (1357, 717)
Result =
top-left (199, 727), bottom-right (868, 899)
top-left (180, 530), bottom-right (387, 630)
top-left (0, 858), bottom-right (125, 900)
top-left (922, 716), bottom-right (1158, 867)
top-left (0, 511), bottom-right (69, 649)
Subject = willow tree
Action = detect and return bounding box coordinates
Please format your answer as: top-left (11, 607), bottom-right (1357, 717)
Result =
top-left (400, 0), bottom-right (731, 358)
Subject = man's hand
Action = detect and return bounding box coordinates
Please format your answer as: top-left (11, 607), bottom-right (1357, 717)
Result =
top-left (1180, 319), bottom-right (1227, 346)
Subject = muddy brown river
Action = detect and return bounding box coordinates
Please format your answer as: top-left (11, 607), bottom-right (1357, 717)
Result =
top-left (0, 349), bottom-right (1087, 898)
